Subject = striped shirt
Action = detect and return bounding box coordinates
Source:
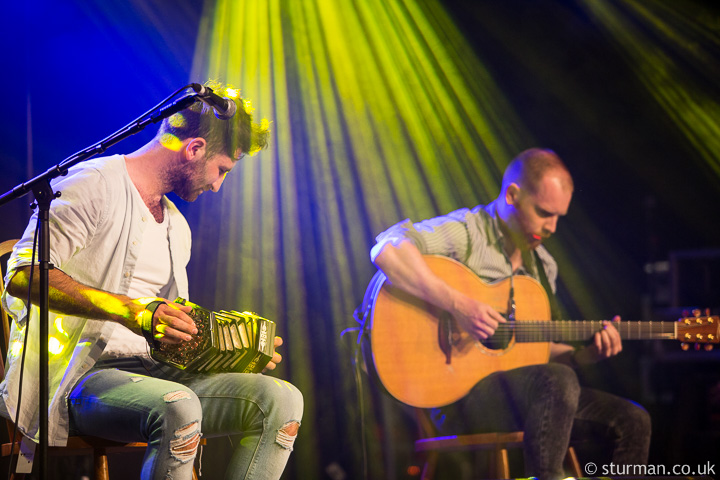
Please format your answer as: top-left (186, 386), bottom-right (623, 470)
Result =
top-left (371, 200), bottom-right (558, 292)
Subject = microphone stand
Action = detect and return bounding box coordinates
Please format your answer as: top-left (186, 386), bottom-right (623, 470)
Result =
top-left (0, 89), bottom-right (200, 480)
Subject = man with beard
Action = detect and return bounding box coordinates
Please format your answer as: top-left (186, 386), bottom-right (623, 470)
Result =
top-left (371, 148), bottom-right (650, 480)
top-left (1, 83), bottom-right (303, 479)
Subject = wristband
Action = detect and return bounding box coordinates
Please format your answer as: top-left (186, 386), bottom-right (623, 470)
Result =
top-left (141, 300), bottom-right (167, 345)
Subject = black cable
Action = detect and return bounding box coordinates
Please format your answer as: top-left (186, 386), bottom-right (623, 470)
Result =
top-left (352, 340), bottom-right (368, 480)
top-left (344, 291), bottom-right (375, 480)
top-left (6, 221), bottom-right (39, 479)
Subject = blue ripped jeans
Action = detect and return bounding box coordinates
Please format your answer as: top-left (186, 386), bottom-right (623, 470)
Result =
top-left (67, 357), bottom-right (303, 480)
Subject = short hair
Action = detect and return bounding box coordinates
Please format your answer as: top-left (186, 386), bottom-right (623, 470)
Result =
top-left (501, 148), bottom-right (573, 194)
top-left (158, 80), bottom-right (270, 159)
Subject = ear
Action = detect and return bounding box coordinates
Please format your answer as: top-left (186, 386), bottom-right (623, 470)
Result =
top-left (505, 183), bottom-right (521, 206)
top-left (184, 138), bottom-right (207, 162)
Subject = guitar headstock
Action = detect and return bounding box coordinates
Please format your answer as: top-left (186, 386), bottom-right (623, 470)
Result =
top-left (678, 309), bottom-right (720, 351)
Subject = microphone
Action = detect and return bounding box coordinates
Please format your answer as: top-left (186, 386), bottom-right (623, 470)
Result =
top-left (190, 84), bottom-right (237, 120)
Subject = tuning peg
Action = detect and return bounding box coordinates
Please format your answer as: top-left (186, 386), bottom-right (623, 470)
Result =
top-left (695, 343), bottom-right (702, 351)
top-left (693, 309), bottom-right (701, 317)
top-left (682, 309), bottom-right (690, 318)
top-left (706, 308), bottom-right (712, 316)
top-left (681, 343), bottom-right (690, 351)
top-left (705, 344), bottom-right (714, 352)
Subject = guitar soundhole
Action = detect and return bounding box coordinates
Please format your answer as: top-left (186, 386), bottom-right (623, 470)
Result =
top-left (478, 321), bottom-right (515, 351)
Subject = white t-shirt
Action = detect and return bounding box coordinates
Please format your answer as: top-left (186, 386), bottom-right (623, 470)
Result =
top-left (100, 191), bottom-right (173, 358)
top-left (0, 154), bottom-right (192, 445)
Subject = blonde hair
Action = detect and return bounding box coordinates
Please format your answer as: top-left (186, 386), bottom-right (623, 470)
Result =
top-left (159, 80), bottom-right (270, 158)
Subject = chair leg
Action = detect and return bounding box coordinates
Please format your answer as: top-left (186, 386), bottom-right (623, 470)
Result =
top-left (492, 446), bottom-right (511, 479)
top-left (565, 446), bottom-right (582, 477)
top-left (94, 449), bottom-right (110, 480)
top-left (192, 466), bottom-right (199, 480)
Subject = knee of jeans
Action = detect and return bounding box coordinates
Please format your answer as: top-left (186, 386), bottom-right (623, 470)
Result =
top-left (160, 389), bottom-right (202, 430)
top-left (266, 379), bottom-right (303, 451)
top-left (161, 389), bottom-right (203, 464)
top-left (616, 400), bottom-right (652, 438)
top-left (541, 363), bottom-right (580, 409)
top-left (264, 377), bottom-right (304, 419)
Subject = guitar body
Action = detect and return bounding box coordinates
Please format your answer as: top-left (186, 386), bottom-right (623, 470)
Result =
top-left (369, 255), bottom-right (552, 408)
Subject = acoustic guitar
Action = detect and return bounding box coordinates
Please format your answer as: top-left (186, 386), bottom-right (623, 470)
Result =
top-left (367, 255), bottom-right (719, 408)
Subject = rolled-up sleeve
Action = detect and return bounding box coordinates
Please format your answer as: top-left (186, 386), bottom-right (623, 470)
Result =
top-left (370, 208), bottom-right (473, 263)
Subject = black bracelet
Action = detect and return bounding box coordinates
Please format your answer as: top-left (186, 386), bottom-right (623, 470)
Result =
top-left (141, 300), bottom-right (167, 345)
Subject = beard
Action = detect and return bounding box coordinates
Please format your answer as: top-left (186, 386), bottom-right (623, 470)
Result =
top-left (166, 159), bottom-right (207, 202)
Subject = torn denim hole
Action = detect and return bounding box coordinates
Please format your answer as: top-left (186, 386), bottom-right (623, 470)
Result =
top-left (169, 420), bottom-right (201, 464)
top-left (163, 390), bottom-right (192, 403)
top-left (276, 420), bottom-right (300, 451)
top-left (128, 373), bottom-right (147, 383)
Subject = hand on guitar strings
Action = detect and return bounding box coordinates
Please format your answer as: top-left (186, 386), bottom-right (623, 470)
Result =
top-left (450, 294), bottom-right (506, 340)
top-left (575, 315), bottom-right (623, 365)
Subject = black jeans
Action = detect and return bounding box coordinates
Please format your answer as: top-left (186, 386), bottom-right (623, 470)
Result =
top-left (438, 363), bottom-right (651, 480)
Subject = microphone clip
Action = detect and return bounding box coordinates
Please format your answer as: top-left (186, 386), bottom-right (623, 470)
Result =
top-left (190, 83), bottom-right (237, 120)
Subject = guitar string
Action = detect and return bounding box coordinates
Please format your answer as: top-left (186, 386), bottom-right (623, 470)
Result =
top-left (472, 320), bottom-right (707, 342)
top-left (472, 320), bottom-right (717, 341)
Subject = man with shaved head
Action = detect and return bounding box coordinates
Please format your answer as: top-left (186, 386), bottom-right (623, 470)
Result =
top-left (371, 148), bottom-right (650, 480)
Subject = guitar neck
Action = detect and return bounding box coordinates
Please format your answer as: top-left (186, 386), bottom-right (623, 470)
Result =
top-left (502, 320), bottom-right (677, 343)
top-left (368, 254), bottom-right (719, 408)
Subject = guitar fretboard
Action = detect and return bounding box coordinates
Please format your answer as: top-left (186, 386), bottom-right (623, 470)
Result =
top-left (493, 320), bottom-right (677, 343)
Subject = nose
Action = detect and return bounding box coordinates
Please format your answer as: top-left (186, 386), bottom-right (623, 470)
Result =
top-left (210, 172), bottom-right (227, 192)
top-left (544, 216), bottom-right (558, 235)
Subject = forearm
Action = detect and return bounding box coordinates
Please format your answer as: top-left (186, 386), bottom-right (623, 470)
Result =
top-left (549, 342), bottom-right (575, 364)
top-left (7, 265), bottom-right (143, 327)
top-left (374, 239), bottom-right (506, 339)
top-left (373, 240), bottom-right (462, 312)
top-left (550, 342), bottom-right (610, 366)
